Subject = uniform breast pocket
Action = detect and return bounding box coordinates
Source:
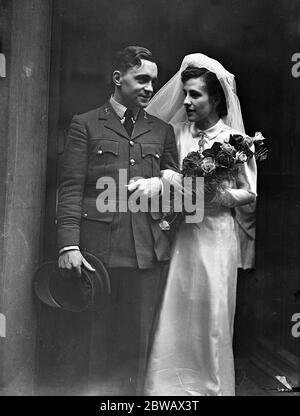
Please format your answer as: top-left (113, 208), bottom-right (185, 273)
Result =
top-left (141, 143), bottom-right (163, 177)
top-left (89, 139), bottom-right (119, 177)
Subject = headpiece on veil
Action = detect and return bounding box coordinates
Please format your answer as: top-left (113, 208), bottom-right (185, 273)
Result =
top-left (146, 53), bottom-right (244, 133)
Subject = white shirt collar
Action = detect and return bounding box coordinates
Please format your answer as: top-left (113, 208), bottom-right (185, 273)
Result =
top-left (110, 96), bottom-right (140, 120)
top-left (190, 119), bottom-right (227, 140)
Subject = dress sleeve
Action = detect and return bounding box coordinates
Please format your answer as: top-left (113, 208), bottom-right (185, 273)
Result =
top-left (218, 141), bottom-right (257, 208)
top-left (217, 133), bottom-right (258, 270)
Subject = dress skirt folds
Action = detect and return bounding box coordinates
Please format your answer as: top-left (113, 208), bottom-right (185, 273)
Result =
top-left (144, 120), bottom-right (252, 396)
top-left (145, 207), bottom-right (237, 396)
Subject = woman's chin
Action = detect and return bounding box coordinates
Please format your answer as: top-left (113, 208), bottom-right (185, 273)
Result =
top-left (187, 114), bottom-right (197, 122)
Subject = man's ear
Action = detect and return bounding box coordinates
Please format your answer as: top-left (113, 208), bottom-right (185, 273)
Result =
top-left (113, 70), bottom-right (122, 87)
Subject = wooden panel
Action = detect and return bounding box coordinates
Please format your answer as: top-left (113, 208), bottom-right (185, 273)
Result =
top-left (0, 0), bottom-right (52, 395)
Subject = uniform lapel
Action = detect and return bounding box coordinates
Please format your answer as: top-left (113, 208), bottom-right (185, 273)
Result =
top-left (98, 103), bottom-right (153, 140)
top-left (99, 102), bottom-right (129, 139)
top-left (131, 110), bottom-right (153, 140)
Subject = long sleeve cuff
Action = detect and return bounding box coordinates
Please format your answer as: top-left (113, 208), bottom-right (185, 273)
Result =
top-left (59, 245), bottom-right (80, 255)
top-left (217, 188), bottom-right (256, 208)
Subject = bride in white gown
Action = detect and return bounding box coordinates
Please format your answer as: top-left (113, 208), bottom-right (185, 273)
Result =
top-left (145, 54), bottom-right (257, 396)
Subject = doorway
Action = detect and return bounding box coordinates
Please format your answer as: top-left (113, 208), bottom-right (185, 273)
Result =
top-left (36, 0), bottom-right (300, 395)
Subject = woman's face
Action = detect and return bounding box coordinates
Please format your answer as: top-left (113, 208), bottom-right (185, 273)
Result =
top-left (183, 76), bottom-right (217, 123)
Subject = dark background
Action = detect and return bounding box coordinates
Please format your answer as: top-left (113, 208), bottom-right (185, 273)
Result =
top-left (57, 0), bottom-right (300, 174)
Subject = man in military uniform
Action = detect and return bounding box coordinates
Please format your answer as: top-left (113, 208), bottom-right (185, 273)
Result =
top-left (57, 46), bottom-right (178, 395)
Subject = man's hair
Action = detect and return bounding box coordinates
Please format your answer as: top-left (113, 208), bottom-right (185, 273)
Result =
top-left (181, 66), bottom-right (227, 117)
top-left (112, 46), bottom-right (155, 73)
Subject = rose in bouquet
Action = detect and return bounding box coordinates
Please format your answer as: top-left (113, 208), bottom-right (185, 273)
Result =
top-left (159, 132), bottom-right (267, 232)
top-left (181, 132), bottom-right (267, 201)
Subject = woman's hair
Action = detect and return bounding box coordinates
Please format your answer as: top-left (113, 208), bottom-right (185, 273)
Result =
top-left (181, 66), bottom-right (227, 117)
top-left (112, 46), bottom-right (155, 74)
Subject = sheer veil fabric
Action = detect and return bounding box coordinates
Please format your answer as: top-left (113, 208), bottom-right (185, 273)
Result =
top-left (147, 53), bottom-right (257, 269)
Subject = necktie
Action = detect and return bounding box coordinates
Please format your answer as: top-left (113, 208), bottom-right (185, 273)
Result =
top-left (123, 109), bottom-right (134, 137)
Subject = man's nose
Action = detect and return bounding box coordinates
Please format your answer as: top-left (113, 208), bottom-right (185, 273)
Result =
top-left (144, 81), bottom-right (153, 94)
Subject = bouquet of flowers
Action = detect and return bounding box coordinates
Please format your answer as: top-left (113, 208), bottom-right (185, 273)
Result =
top-left (181, 131), bottom-right (267, 198)
top-left (159, 132), bottom-right (267, 232)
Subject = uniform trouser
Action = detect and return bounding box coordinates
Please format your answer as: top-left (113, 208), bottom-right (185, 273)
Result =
top-left (86, 263), bottom-right (169, 396)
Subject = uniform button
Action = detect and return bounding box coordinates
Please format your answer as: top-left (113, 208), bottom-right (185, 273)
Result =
top-left (129, 140), bottom-right (134, 146)
top-left (83, 213), bottom-right (88, 217)
top-left (155, 153), bottom-right (160, 159)
top-left (97, 149), bottom-right (103, 154)
top-left (130, 158), bottom-right (135, 166)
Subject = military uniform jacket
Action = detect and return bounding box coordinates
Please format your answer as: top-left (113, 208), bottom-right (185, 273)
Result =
top-left (57, 102), bottom-right (179, 269)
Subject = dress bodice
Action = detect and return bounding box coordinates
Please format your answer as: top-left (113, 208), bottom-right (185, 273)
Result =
top-left (173, 119), bottom-right (239, 168)
top-left (171, 119), bottom-right (257, 270)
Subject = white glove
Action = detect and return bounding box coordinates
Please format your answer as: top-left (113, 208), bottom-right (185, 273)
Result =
top-left (127, 177), bottom-right (162, 198)
top-left (161, 169), bottom-right (183, 194)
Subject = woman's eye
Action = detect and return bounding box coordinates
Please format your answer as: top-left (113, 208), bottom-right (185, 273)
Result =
top-left (136, 77), bottom-right (147, 84)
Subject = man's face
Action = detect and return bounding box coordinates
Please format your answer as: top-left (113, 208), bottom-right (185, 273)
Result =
top-left (183, 76), bottom-right (216, 123)
top-left (118, 59), bottom-right (158, 108)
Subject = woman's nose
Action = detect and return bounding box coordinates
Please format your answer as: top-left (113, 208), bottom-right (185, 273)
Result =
top-left (184, 95), bottom-right (191, 105)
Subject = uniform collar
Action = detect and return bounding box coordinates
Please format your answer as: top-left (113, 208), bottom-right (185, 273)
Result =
top-left (109, 96), bottom-right (140, 120)
top-left (190, 119), bottom-right (227, 140)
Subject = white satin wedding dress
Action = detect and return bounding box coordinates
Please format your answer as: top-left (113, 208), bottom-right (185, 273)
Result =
top-left (145, 119), bottom-right (255, 396)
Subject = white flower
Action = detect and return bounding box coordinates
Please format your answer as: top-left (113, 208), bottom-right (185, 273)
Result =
top-left (159, 220), bottom-right (170, 231)
top-left (245, 131), bottom-right (266, 147)
top-left (236, 151), bottom-right (248, 163)
top-left (200, 157), bottom-right (216, 174)
top-left (254, 131), bottom-right (266, 142)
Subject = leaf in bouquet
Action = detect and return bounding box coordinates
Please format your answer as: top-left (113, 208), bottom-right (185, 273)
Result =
top-left (228, 134), bottom-right (245, 147)
top-left (202, 141), bottom-right (222, 158)
top-left (255, 145), bottom-right (268, 162)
